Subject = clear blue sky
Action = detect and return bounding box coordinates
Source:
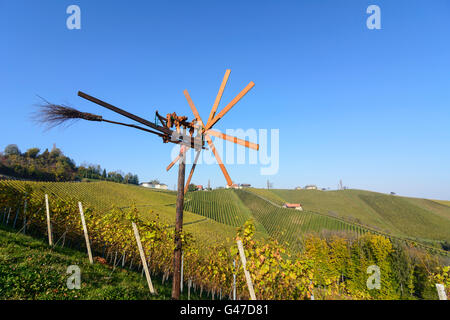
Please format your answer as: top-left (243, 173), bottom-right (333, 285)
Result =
top-left (1, 0), bottom-right (449, 200)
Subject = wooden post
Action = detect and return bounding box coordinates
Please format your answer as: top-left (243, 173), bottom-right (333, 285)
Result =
top-left (13, 207), bottom-right (19, 228)
top-left (188, 279), bottom-right (192, 300)
top-left (6, 208), bottom-right (11, 225)
top-left (122, 251), bottom-right (126, 267)
top-left (132, 222), bottom-right (155, 294)
top-left (233, 259), bottom-right (237, 300)
top-left (436, 284), bottom-right (447, 300)
top-left (236, 240), bottom-right (256, 300)
top-left (181, 252), bottom-right (184, 293)
top-left (22, 199), bottom-right (27, 234)
top-left (172, 149), bottom-right (186, 299)
top-left (45, 194), bottom-right (53, 246)
top-left (78, 202), bottom-right (93, 264)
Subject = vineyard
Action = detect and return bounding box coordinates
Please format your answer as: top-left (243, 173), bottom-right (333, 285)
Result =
top-left (0, 180), bottom-right (449, 300)
top-left (234, 190), bottom-right (367, 250)
top-left (185, 189), bottom-right (253, 227)
top-left (0, 180), bottom-right (238, 247)
top-left (242, 188), bottom-right (286, 206)
top-left (263, 188), bottom-right (450, 246)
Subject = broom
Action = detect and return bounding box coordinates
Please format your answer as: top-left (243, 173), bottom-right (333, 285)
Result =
top-left (34, 98), bottom-right (166, 138)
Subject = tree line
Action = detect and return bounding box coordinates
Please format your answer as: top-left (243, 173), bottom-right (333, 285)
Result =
top-left (0, 144), bottom-right (139, 185)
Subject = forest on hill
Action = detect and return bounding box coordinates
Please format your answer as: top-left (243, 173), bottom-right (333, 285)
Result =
top-left (0, 144), bottom-right (139, 184)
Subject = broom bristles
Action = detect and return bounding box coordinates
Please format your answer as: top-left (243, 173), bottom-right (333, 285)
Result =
top-left (34, 101), bottom-right (102, 129)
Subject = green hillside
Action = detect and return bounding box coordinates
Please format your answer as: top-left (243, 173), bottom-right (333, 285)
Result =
top-left (184, 189), bottom-right (269, 238)
top-left (185, 189), bottom-right (252, 227)
top-left (433, 200), bottom-right (450, 208)
top-left (2, 181), bottom-right (449, 254)
top-left (234, 190), bottom-right (367, 249)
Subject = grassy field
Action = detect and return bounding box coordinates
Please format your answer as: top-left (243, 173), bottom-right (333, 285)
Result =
top-left (0, 225), bottom-right (203, 300)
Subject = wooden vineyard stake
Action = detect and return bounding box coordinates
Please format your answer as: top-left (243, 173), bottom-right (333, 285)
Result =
top-left (436, 284), bottom-right (447, 300)
top-left (45, 194), bottom-right (53, 246)
top-left (13, 207), bottom-right (19, 229)
top-left (180, 252), bottom-right (184, 293)
top-left (236, 240), bottom-right (256, 300)
top-left (188, 279), bottom-right (192, 300)
top-left (78, 202), bottom-right (93, 264)
top-left (6, 208), bottom-right (11, 225)
top-left (22, 199), bottom-right (27, 234)
top-left (233, 259), bottom-right (237, 300)
top-left (132, 222), bottom-right (155, 294)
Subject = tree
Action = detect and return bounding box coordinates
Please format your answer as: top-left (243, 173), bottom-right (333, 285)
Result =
top-left (188, 184), bottom-right (197, 192)
top-left (4, 144), bottom-right (20, 156)
top-left (25, 148), bottom-right (40, 159)
top-left (102, 169), bottom-right (107, 179)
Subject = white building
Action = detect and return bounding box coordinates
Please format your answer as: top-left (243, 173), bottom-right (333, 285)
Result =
top-left (140, 182), bottom-right (168, 190)
top-left (304, 185), bottom-right (317, 190)
top-left (283, 203), bottom-right (303, 211)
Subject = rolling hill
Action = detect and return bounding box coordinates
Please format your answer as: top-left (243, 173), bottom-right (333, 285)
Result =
top-left (265, 188), bottom-right (450, 244)
top-left (0, 180), bottom-right (239, 248)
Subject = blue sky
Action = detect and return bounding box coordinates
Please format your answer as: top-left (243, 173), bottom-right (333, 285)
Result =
top-left (1, 0), bottom-right (449, 199)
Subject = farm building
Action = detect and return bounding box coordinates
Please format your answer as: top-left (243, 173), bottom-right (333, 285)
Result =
top-left (225, 183), bottom-right (251, 189)
top-left (140, 182), bottom-right (168, 190)
top-left (197, 185), bottom-right (204, 191)
top-left (305, 185), bottom-right (317, 190)
top-left (283, 203), bottom-right (303, 211)
top-left (295, 186), bottom-right (302, 190)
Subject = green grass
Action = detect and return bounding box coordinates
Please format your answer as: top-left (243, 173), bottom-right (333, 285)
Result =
top-left (0, 225), bottom-right (203, 300)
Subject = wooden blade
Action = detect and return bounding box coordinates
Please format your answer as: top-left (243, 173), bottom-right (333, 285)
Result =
top-left (206, 70), bottom-right (231, 127)
top-left (205, 135), bottom-right (232, 186)
top-left (204, 81), bottom-right (255, 131)
top-left (206, 129), bottom-right (259, 151)
top-left (166, 146), bottom-right (187, 171)
top-left (184, 150), bottom-right (201, 194)
top-left (183, 90), bottom-right (205, 127)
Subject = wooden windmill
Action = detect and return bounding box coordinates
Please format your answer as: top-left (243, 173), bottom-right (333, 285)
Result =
top-left (35, 69), bottom-right (258, 299)
top-left (164, 69), bottom-right (259, 191)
